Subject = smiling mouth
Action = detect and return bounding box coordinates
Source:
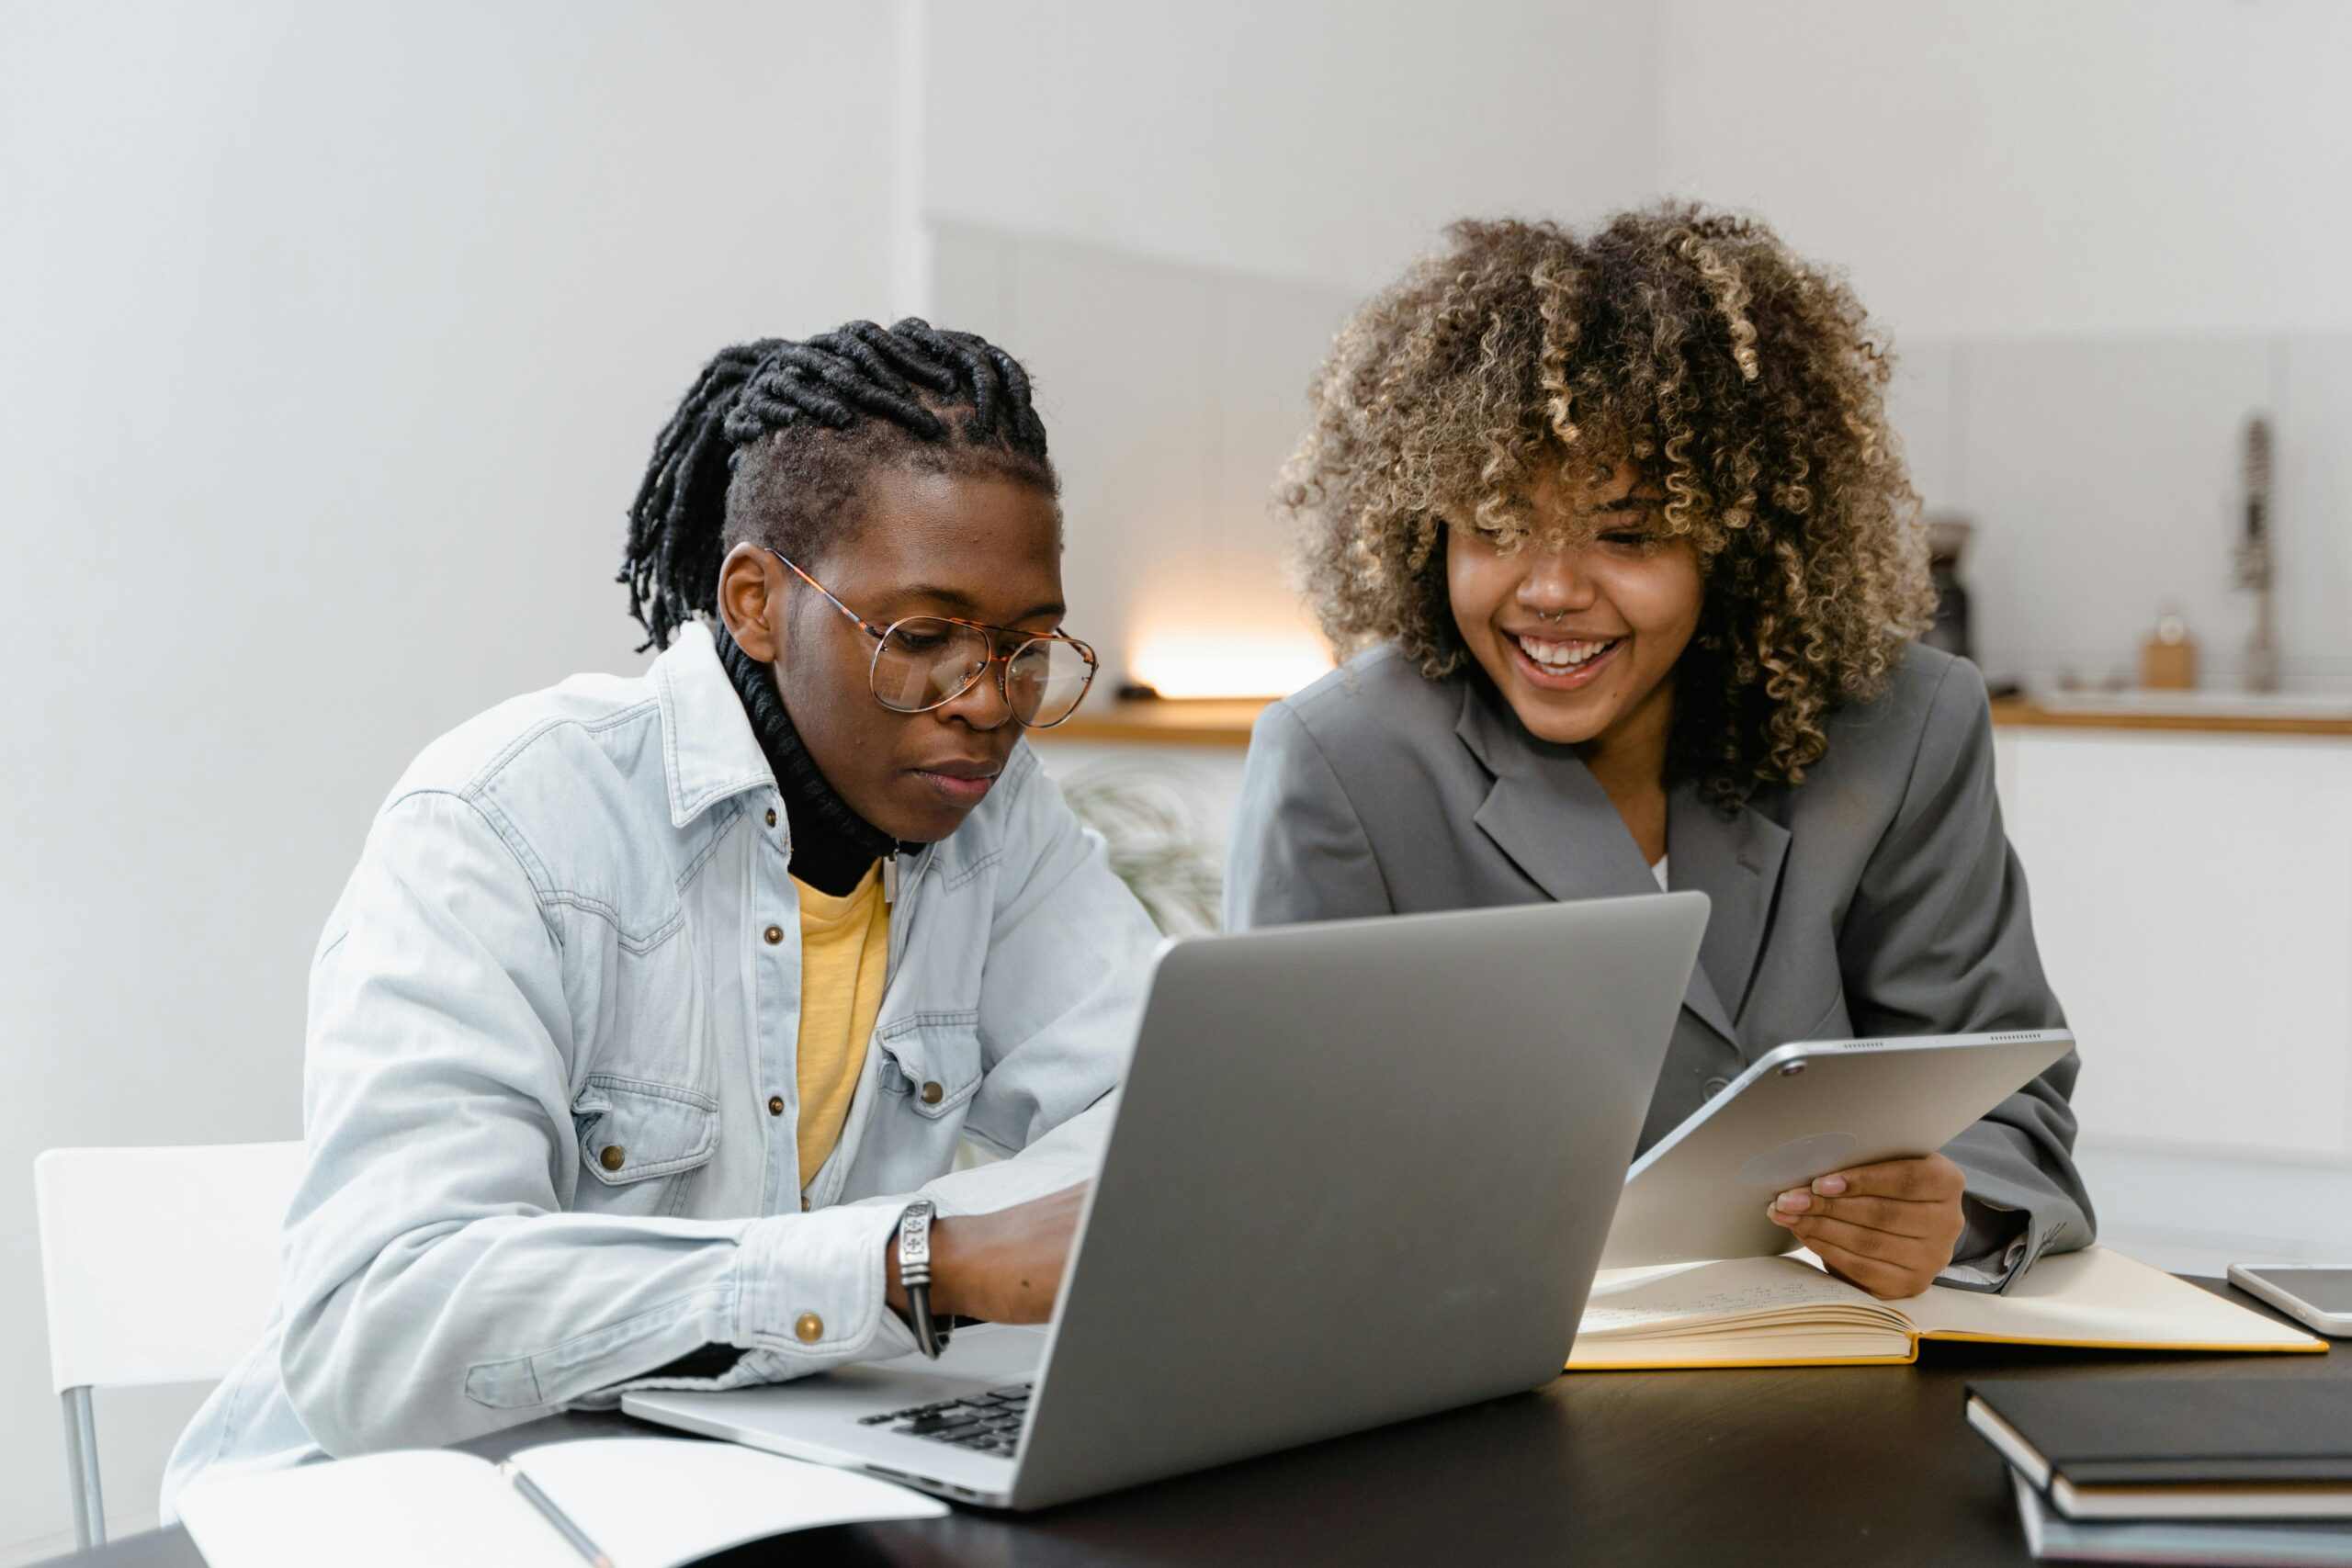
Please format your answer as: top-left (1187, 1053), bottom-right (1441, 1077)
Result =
top-left (1511, 632), bottom-right (1623, 670)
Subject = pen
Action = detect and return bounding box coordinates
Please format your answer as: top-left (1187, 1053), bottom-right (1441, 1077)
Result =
top-left (499, 1461), bottom-right (616, 1568)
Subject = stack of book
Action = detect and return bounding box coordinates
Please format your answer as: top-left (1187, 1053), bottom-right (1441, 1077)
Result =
top-left (1966, 1378), bottom-right (2352, 1565)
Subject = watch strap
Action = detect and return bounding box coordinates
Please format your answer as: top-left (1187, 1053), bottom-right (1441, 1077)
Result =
top-left (897, 1200), bottom-right (950, 1358)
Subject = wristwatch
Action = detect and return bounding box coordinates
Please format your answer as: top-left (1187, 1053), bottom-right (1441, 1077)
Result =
top-left (897, 1199), bottom-right (951, 1358)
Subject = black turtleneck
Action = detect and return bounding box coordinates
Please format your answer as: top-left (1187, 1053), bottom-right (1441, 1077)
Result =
top-left (715, 624), bottom-right (902, 897)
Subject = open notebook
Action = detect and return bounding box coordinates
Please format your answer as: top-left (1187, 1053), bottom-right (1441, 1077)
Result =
top-left (175, 1436), bottom-right (946, 1568)
top-left (1570, 1246), bottom-right (2327, 1370)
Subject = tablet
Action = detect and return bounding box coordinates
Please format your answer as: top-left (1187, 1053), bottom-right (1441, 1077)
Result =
top-left (1598, 1029), bottom-right (2075, 1269)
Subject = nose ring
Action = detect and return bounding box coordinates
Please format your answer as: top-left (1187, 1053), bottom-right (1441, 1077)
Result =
top-left (1537, 608), bottom-right (1568, 623)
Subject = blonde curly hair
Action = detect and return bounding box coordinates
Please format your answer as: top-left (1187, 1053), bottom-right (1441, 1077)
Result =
top-left (1280, 204), bottom-right (1935, 808)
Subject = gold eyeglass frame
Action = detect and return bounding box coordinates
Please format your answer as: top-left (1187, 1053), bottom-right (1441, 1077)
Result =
top-left (765, 547), bottom-right (1099, 728)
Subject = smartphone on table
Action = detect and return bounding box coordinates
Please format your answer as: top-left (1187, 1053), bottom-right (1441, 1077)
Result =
top-left (2227, 1263), bottom-right (2352, 1337)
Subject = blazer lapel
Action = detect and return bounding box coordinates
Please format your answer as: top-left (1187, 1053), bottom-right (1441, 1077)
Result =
top-left (1459, 686), bottom-right (1655, 903)
top-left (1454, 682), bottom-right (1744, 1044)
top-left (1666, 785), bottom-right (1791, 1046)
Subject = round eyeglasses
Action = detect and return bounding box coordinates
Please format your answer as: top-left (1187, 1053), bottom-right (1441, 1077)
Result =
top-left (767, 549), bottom-right (1098, 728)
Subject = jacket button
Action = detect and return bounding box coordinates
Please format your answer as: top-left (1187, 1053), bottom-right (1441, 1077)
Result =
top-left (763, 925), bottom-right (784, 946)
top-left (1702, 1077), bottom-right (1731, 1099)
top-left (919, 1081), bottom-right (944, 1106)
top-left (599, 1145), bottom-right (625, 1171)
top-left (764, 808), bottom-right (777, 828)
top-left (768, 1095), bottom-right (786, 1116)
top-left (795, 1312), bottom-right (824, 1343)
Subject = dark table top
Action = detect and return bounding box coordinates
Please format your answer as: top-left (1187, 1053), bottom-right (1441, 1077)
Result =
top-left (77, 1281), bottom-right (2343, 1568)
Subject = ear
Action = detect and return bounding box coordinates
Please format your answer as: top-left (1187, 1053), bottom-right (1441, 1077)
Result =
top-left (716, 543), bottom-right (786, 663)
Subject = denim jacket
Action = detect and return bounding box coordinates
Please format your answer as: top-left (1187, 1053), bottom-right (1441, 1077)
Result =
top-left (163, 622), bottom-right (1159, 1511)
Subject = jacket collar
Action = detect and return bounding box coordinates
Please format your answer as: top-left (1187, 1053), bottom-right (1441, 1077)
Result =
top-left (651, 620), bottom-right (777, 829)
top-left (1665, 784), bottom-right (1790, 1041)
top-left (1454, 678), bottom-right (1787, 1046)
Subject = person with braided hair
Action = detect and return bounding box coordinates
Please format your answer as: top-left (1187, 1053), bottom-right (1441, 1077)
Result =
top-left (164, 320), bottom-right (1159, 1506)
top-left (1227, 209), bottom-right (2092, 1301)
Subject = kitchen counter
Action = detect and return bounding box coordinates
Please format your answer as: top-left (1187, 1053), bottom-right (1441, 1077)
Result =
top-left (1986, 694), bottom-right (2352, 738)
top-left (1044, 694), bottom-right (2352, 746)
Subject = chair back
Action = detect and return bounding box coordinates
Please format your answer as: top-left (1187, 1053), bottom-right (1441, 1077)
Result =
top-left (34, 1142), bottom-right (304, 1394)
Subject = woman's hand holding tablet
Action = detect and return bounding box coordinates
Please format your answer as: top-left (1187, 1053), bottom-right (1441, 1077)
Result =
top-left (1598, 1029), bottom-right (2075, 1286)
top-left (1765, 1152), bottom-right (1971, 1299)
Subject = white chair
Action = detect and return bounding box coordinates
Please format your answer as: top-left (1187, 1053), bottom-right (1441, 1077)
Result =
top-left (33, 1141), bottom-right (305, 1550)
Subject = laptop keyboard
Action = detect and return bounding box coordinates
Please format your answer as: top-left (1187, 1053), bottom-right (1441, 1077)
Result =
top-left (858, 1382), bottom-right (1031, 1456)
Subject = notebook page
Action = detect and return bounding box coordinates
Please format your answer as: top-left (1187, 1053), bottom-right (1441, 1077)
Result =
top-left (1573, 1325), bottom-right (1909, 1365)
top-left (514, 1437), bottom-right (946, 1568)
top-left (1573, 1255), bottom-right (1915, 1365)
top-left (1579, 1254), bottom-right (1896, 1337)
top-left (177, 1450), bottom-right (576, 1568)
top-left (1903, 1246), bottom-right (2324, 1350)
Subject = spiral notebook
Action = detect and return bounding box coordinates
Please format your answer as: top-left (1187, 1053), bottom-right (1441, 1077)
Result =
top-left (1569, 1246), bottom-right (2326, 1370)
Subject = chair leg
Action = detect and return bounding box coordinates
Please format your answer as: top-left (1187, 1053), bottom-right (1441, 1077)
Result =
top-left (62, 1386), bottom-right (105, 1550)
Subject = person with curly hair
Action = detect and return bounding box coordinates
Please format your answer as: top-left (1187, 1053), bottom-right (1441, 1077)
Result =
top-left (1226, 207), bottom-right (2091, 1299)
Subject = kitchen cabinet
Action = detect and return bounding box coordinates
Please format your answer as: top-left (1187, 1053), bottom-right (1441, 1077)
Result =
top-left (1996, 730), bottom-right (2352, 1162)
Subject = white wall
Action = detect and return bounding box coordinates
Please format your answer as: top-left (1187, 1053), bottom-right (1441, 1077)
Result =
top-left (1657, 0), bottom-right (2352, 341)
top-left (940, 0), bottom-right (2352, 339)
top-left (921, 0), bottom-right (1667, 694)
top-left (1657, 1), bottom-right (2352, 692)
top-left (0, 1), bottom-right (899, 1550)
top-left (1879, 333), bottom-right (2352, 694)
top-left (923, 0), bottom-right (1661, 296)
top-left (924, 1), bottom-right (2352, 698)
top-left (931, 221), bottom-right (1356, 694)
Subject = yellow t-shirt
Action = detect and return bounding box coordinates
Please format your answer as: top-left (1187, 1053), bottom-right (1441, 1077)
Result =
top-left (792, 865), bottom-right (891, 1184)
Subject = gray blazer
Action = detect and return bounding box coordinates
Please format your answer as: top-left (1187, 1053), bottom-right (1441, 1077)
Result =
top-left (1224, 640), bottom-right (2092, 1291)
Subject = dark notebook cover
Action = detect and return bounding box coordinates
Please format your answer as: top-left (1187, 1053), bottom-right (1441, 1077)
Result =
top-left (1968, 1378), bottom-right (2352, 1486)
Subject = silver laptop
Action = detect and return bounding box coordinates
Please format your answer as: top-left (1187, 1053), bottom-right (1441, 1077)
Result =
top-left (626, 892), bottom-right (1708, 1510)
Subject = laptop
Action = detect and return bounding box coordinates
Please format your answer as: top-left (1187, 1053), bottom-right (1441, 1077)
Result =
top-left (626, 891), bottom-right (1708, 1510)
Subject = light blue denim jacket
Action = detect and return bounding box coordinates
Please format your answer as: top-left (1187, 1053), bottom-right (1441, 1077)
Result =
top-left (163, 622), bottom-right (1159, 1512)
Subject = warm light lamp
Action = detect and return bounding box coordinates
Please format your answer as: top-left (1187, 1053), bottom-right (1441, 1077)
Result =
top-left (1125, 623), bottom-right (1333, 700)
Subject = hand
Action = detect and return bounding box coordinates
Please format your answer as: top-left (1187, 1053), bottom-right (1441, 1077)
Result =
top-left (1764, 1153), bottom-right (1967, 1300)
top-left (886, 1184), bottom-right (1089, 1325)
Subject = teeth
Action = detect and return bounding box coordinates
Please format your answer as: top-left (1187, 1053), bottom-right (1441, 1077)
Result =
top-left (1515, 635), bottom-right (1618, 669)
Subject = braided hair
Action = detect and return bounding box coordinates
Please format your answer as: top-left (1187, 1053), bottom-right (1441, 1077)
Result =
top-left (619, 319), bottom-right (1057, 651)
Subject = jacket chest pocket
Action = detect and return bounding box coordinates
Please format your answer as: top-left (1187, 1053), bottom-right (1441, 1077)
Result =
top-left (571, 1074), bottom-right (718, 1216)
top-left (875, 1013), bottom-right (983, 1125)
